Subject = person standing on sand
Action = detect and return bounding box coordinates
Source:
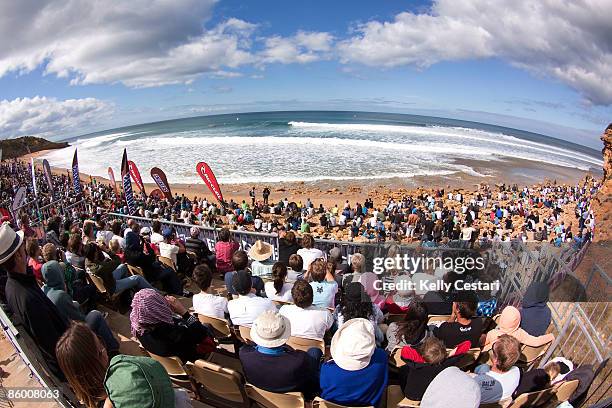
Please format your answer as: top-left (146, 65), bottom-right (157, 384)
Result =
top-left (263, 187), bottom-right (270, 206)
top-left (249, 187), bottom-right (256, 207)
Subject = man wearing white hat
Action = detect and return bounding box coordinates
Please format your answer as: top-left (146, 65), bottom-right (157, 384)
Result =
top-left (320, 318), bottom-right (388, 407)
top-left (0, 222), bottom-right (68, 377)
top-left (248, 240), bottom-right (275, 278)
top-left (239, 311), bottom-right (321, 399)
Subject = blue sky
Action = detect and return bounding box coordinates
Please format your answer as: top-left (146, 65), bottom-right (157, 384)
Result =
top-left (0, 0), bottom-right (610, 149)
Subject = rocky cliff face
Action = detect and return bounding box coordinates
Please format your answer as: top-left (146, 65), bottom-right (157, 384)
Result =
top-left (602, 124), bottom-right (612, 182)
top-left (591, 124), bottom-right (612, 241)
top-left (0, 136), bottom-right (69, 160)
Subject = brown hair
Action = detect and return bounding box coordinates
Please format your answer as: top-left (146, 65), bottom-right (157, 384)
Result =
top-left (42, 243), bottom-right (57, 262)
top-left (291, 280), bottom-right (313, 308)
top-left (67, 234), bottom-right (82, 254)
top-left (231, 250), bottom-right (248, 271)
top-left (272, 262), bottom-right (287, 295)
top-left (288, 254), bottom-right (303, 272)
top-left (285, 231), bottom-right (296, 244)
top-left (25, 237), bottom-right (40, 258)
top-left (492, 334), bottom-right (520, 372)
top-left (309, 259), bottom-right (327, 282)
top-left (56, 322), bottom-right (108, 408)
top-left (301, 234), bottom-right (314, 249)
top-left (193, 264), bottom-right (213, 291)
top-left (419, 337), bottom-right (447, 365)
top-left (218, 228), bottom-right (231, 242)
top-left (544, 361), bottom-right (561, 381)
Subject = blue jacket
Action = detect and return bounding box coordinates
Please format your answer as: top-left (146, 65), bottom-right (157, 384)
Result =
top-left (320, 348), bottom-right (388, 406)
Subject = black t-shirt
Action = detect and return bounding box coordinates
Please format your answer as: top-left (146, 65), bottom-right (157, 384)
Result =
top-left (433, 318), bottom-right (483, 348)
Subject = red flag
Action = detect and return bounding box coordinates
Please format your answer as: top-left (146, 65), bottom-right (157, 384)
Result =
top-left (150, 167), bottom-right (173, 202)
top-left (108, 167), bottom-right (118, 196)
top-left (128, 160), bottom-right (146, 196)
top-left (196, 162), bottom-right (224, 204)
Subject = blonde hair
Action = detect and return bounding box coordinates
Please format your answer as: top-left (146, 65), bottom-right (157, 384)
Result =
top-left (42, 243), bottom-right (57, 262)
top-left (350, 253), bottom-right (365, 273)
top-left (109, 239), bottom-right (120, 254)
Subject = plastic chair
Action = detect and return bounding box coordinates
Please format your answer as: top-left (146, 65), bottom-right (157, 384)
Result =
top-left (506, 387), bottom-right (554, 408)
top-left (313, 396), bottom-right (373, 408)
top-left (127, 264), bottom-right (145, 276)
top-left (386, 385), bottom-right (420, 407)
top-left (427, 315), bottom-right (451, 324)
top-left (186, 359), bottom-right (251, 408)
top-left (198, 314), bottom-right (232, 338)
top-left (286, 336), bottom-right (325, 354)
top-left (146, 351), bottom-right (192, 389)
top-left (552, 379), bottom-right (580, 403)
top-left (245, 384), bottom-right (304, 408)
top-left (158, 255), bottom-right (177, 272)
top-left (517, 340), bottom-right (553, 369)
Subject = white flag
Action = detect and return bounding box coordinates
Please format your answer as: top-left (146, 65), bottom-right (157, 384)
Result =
top-left (31, 157), bottom-right (37, 198)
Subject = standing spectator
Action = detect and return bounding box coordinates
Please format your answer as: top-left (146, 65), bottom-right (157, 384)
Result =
top-left (263, 187), bottom-right (270, 205)
top-left (249, 187), bottom-right (256, 207)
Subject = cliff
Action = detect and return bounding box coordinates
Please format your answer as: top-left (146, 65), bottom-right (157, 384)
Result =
top-left (591, 124), bottom-right (612, 242)
top-left (0, 136), bottom-right (69, 160)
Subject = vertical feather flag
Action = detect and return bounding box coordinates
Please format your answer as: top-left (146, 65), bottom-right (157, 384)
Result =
top-left (71, 149), bottom-right (82, 196)
top-left (196, 162), bottom-right (224, 204)
top-left (150, 167), bottom-right (173, 203)
top-left (108, 167), bottom-right (118, 196)
top-left (121, 149), bottom-right (136, 215)
top-left (30, 158), bottom-right (37, 198)
top-left (127, 160), bottom-right (146, 196)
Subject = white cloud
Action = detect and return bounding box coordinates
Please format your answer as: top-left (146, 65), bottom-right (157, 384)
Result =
top-left (0, 96), bottom-right (113, 139)
top-left (260, 31), bottom-right (334, 64)
top-left (339, 0), bottom-right (612, 105)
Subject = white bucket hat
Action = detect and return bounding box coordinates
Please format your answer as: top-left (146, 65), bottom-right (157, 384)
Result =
top-left (0, 222), bottom-right (25, 264)
top-left (330, 318), bottom-right (375, 371)
top-left (250, 311), bottom-right (292, 348)
top-left (248, 240), bottom-right (274, 262)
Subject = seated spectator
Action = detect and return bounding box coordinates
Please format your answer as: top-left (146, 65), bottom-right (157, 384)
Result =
top-left (185, 226), bottom-right (215, 269)
top-left (359, 271), bottom-right (386, 310)
top-left (296, 234), bottom-right (324, 272)
top-left (513, 361), bottom-right (561, 397)
top-left (335, 282), bottom-right (384, 346)
top-left (421, 366), bottom-right (481, 408)
top-left (309, 259), bottom-right (338, 308)
top-left (473, 335), bottom-right (521, 404)
top-left (158, 227), bottom-right (183, 269)
top-left (65, 234), bottom-right (86, 270)
top-left (249, 240), bottom-right (275, 277)
top-left (124, 231), bottom-right (186, 296)
top-left (224, 250), bottom-right (265, 296)
top-left (108, 239), bottom-right (124, 262)
top-left (45, 217), bottom-right (62, 248)
top-left (433, 292), bottom-right (483, 348)
top-left (287, 253), bottom-right (304, 282)
top-left (150, 220), bottom-right (164, 245)
top-left (228, 270), bottom-right (276, 326)
top-left (278, 230), bottom-right (300, 266)
top-left (485, 306), bottom-right (554, 347)
top-left (130, 289), bottom-right (214, 363)
top-left (386, 300), bottom-right (431, 352)
top-left (215, 228), bottom-right (239, 275)
top-left (520, 281), bottom-right (552, 336)
top-left (82, 220), bottom-right (96, 245)
top-left (41, 261), bottom-right (119, 354)
top-left (399, 337), bottom-right (471, 401)
top-left (192, 264), bottom-right (228, 319)
top-left (239, 311), bottom-right (321, 400)
top-left (279, 280), bottom-right (334, 340)
top-left (84, 243), bottom-right (153, 295)
top-left (422, 271), bottom-right (460, 315)
top-left (265, 262), bottom-right (294, 302)
top-left (26, 237), bottom-right (44, 283)
top-left (110, 220), bottom-right (125, 249)
top-left (329, 247), bottom-right (350, 276)
top-left (320, 319), bottom-right (388, 407)
top-left (341, 252), bottom-right (365, 286)
top-left (1, 222), bottom-right (68, 377)
top-left (56, 322), bottom-right (177, 408)
top-left (385, 274), bottom-right (414, 314)
top-left (95, 220), bottom-right (113, 247)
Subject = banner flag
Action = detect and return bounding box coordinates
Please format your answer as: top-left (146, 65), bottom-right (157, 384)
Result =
top-left (30, 158), bottom-right (37, 198)
top-left (127, 160), bottom-right (146, 196)
top-left (149, 188), bottom-right (163, 199)
top-left (42, 159), bottom-right (54, 194)
top-left (121, 149), bottom-right (136, 215)
top-left (12, 186), bottom-right (27, 212)
top-left (196, 162), bottom-right (224, 204)
top-left (108, 167), bottom-right (118, 196)
top-left (71, 149), bottom-right (82, 196)
top-left (150, 167), bottom-right (173, 202)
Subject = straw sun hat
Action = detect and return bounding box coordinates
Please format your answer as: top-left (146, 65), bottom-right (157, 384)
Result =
top-left (0, 222), bottom-right (24, 264)
top-left (248, 240), bottom-right (274, 262)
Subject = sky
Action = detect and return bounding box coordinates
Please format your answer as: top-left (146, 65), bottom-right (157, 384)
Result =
top-left (0, 0), bottom-right (610, 149)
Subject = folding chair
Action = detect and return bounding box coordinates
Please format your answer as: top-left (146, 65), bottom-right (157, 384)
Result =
top-left (517, 340), bottom-right (553, 369)
top-left (158, 255), bottom-right (177, 272)
top-left (427, 315), bottom-right (451, 324)
top-left (127, 264), bottom-right (145, 277)
top-left (286, 336), bottom-right (325, 354)
top-left (479, 397), bottom-right (512, 408)
top-left (198, 314), bottom-right (232, 338)
top-left (506, 387), bottom-right (554, 408)
top-left (452, 348), bottom-right (481, 371)
top-left (552, 379), bottom-right (580, 404)
top-left (386, 385), bottom-right (420, 407)
top-left (185, 359), bottom-right (251, 408)
top-left (272, 300), bottom-right (293, 308)
top-left (313, 396), bottom-right (373, 408)
top-left (245, 384), bottom-right (304, 408)
top-left (146, 351), bottom-right (192, 389)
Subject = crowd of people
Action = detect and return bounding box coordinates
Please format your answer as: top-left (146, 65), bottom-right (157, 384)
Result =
top-left (0, 158), bottom-right (600, 407)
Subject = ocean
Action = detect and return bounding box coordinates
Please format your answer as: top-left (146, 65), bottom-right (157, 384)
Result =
top-left (41, 111), bottom-right (603, 185)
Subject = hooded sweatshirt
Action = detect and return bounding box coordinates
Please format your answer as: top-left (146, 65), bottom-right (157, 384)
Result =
top-left (42, 260), bottom-right (86, 322)
top-left (520, 282), bottom-right (551, 336)
top-left (485, 306), bottom-right (554, 347)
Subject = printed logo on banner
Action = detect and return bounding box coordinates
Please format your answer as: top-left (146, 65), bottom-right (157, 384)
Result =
top-left (196, 162), bottom-right (224, 203)
top-left (121, 149), bottom-right (136, 215)
top-left (71, 149), bottom-right (82, 195)
top-left (127, 160), bottom-right (146, 194)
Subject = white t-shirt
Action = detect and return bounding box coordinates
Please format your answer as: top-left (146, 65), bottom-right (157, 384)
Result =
top-left (151, 232), bottom-right (164, 244)
top-left (159, 242), bottom-right (179, 265)
top-left (296, 248), bottom-right (325, 272)
top-left (279, 304), bottom-right (334, 340)
top-left (473, 365), bottom-right (520, 403)
top-left (228, 294), bottom-right (276, 327)
top-left (264, 282), bottom-right (294, 303)
top-left (96, 230), bottom-right (114, 246)
top-left (192, 293), bottom-right (229, 319)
